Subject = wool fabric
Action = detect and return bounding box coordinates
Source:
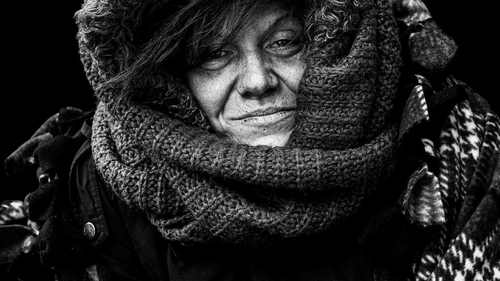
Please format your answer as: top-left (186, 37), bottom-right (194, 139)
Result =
top-left (77, 0), bottom-right (402, 246)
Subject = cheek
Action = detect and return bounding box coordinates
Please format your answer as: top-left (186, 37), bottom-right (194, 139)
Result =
top-left (290, 62), bottom-right (306, 92)
top-left (186, 71), bottom-right (230, 120)
top-left (273, 56), bottom-right (306, 93)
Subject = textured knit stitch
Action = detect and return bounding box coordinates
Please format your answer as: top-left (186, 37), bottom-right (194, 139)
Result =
top-left (78, 0), bottom-right (402, 246)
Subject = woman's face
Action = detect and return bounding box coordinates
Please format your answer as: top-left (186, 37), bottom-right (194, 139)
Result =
top-left (186, 6), bottom-right (306, 146)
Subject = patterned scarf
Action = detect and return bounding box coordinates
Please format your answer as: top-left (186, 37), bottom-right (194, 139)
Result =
top-left (77, 0), bottom-right (402, 246)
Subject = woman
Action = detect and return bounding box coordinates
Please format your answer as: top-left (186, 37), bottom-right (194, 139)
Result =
top-left (2, 0), bottom-right (499, 280)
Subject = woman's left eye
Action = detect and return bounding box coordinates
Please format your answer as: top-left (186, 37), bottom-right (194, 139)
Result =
top-left (270, 39), bottom-right (293, 48)
top-left (266, 35), bottom-right (303, 57)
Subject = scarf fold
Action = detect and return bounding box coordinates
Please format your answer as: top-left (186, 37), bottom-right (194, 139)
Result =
top-left (85, 0), bottom-right (402, 246)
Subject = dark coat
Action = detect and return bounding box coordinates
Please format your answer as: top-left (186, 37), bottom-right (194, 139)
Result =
top-left (1, 107), bottom-right (416, 281)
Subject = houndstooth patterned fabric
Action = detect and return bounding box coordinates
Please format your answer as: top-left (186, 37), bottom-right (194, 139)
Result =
top-left (400, 76), bottom-right (500, 281)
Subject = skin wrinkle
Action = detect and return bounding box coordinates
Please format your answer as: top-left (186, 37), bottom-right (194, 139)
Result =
top-left (186, 5), bottom-right (306, 147)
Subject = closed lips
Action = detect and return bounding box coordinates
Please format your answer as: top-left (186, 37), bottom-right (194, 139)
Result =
top-left (238, 108), bottom-right (295, 124)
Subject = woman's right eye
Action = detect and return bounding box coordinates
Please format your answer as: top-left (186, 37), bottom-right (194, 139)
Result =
top-left (206, 50), bottom-right (230, 60)
top-left (199, 49), bottom-right (233, 70)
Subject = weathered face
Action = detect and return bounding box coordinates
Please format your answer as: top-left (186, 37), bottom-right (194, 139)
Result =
top-left (186, 6), bottom-right (306, 146)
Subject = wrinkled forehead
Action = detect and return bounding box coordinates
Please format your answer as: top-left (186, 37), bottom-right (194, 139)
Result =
top-left (218, 3), bottom-right (287, 36)
top-left (194, 1), bottom-right (300, 42)
top-left (179, 0), bottom-right (305, 63)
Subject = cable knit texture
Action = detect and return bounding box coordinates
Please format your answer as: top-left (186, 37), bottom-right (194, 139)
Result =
top-left (76, 0), bottom-right (402, 246)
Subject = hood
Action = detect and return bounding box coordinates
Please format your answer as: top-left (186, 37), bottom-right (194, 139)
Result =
top-left (75, 0), bottom-right (457, 137)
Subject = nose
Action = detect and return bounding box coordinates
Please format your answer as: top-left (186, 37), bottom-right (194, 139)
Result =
top-left (237, 53), bottom-right (277, 97)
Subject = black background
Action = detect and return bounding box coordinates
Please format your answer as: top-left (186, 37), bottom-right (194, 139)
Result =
top-left (0, 1), bottom-right (497, 201)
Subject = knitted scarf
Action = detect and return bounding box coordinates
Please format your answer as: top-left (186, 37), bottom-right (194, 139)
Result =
top-left (77, 0), bottom-right (402, 246)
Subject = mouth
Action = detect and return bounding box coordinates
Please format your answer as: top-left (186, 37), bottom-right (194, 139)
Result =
top-left (237, 107), bottom-right (296, 125)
